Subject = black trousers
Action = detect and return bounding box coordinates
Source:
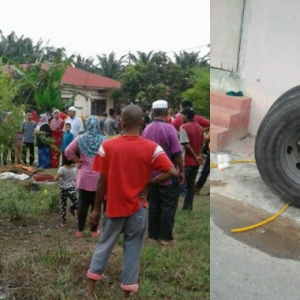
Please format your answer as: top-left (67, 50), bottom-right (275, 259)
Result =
top-left (148, 182), bottom-right (179, 240)
top-left (183, 166), bottom-right (199, 211)
top-left (196, 155), bottom-right (210, 189)
top-left (22, 142), bottom-right (35, 165)
top-left (77, 189), bottom-right (98, 232)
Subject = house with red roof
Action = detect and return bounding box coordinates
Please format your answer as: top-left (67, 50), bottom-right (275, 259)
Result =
top-left (61, 67), bottom-right (121, 118)
top-left (15, 64), bottom-right (121, 118)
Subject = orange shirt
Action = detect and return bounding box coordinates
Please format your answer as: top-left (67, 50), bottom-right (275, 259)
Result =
top-left (93, 135), bottom-right (173, 217)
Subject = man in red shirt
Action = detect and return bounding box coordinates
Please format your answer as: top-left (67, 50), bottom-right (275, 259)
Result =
top-left (180, 107), bottom-right (204, 211)
top-left (173, 100), bottom-right (210, 132)
top-left (85, 105), bottom-right (177, 299)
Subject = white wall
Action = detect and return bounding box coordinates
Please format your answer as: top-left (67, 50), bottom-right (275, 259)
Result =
top-left (74, 93), bottom-right (91, 118)
top-left (62, 87), bottom-right (113, 119)
top-left (106, 99), bottom-right (114, 111)
top-left (211, 0), bottom-right (245, 71)
top-left (211, 0), bottom-right (300, 135)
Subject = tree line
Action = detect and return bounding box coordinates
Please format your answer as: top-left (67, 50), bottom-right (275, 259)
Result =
top-left (0, 30), bottom-right (210, 116)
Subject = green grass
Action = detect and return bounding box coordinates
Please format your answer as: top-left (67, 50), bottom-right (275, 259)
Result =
top-left (0, 178), bottom-right (209, 299)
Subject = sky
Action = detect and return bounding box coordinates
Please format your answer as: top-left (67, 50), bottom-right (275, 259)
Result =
top-left (0, 0), bottom-right (209, 60)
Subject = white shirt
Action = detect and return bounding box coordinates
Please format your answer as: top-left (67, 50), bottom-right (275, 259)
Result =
top-left (65, 116), bottom-right (84, 137)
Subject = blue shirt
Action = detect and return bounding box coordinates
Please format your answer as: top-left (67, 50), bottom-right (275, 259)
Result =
top-left (61, 131), bottom-right (74, 152)
top-left (23, 121), bottom-right (37, 143)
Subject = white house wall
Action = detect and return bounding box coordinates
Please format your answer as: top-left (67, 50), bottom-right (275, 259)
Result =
top-left (211, 0), bottom-right (300, 135)
top-left (211, 0), bottom-right (245, 72)
top-left (62, 87), bottom-right (114, 118)
top-left (74, 94), bottom-right (91, 118)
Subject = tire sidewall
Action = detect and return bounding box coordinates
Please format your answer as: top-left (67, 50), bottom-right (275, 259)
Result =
top-left (255, 99), bottom-right (300, 206)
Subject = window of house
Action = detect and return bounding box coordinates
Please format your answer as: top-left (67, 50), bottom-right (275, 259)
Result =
top-left (91, 99), bottom-right (107, 116)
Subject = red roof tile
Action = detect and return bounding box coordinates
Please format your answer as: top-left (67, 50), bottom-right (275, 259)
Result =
top-left (18, 64), bottom-right (121, 89)
top-left (62, 67), bottom-right (121, 89)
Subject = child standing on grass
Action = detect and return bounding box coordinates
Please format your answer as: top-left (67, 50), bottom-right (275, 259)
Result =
top-left (85, 105), bottom-right (177, 299)
top-left (54, 158), bottom-right (79, 227)
top-left (60, 123), bottom-right (74, 165)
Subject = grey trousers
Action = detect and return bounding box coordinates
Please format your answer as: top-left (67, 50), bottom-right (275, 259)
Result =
top-left (87, 206), bottom-right (147, 291)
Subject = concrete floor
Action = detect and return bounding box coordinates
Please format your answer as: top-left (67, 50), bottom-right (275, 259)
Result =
top-left (210, 136), bottom-right (300, 300)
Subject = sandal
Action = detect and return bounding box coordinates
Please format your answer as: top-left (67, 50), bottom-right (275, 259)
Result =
top-left (60, 222), bottom-right (66, 228)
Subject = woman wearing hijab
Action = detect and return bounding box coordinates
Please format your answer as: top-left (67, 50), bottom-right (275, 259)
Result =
top-left (50, 109), bottom-right (64, 168)
top-left (31, 110), bottom-right (40, 124)
top-left (35, 114), bottom-right (51, 169)
top-left (65, 115), bottom-right (106, 237)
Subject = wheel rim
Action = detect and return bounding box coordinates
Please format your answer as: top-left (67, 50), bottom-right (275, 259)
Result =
top-left (280, 124), bottom-right (300, 185)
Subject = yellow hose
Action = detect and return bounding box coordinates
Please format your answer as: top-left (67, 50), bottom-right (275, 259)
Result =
top-left (210, 158), bottom-right (289, 232)
top-left (230, 203), bottom-right (289, 232)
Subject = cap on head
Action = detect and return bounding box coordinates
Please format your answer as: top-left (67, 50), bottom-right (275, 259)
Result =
top-left (68, 106), bottom-right (76, 112)
top-left (152, 100), bottom-right (168, 109)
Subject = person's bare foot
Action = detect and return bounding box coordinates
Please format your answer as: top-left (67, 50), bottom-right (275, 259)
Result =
top-left (160, 239), bottom-right (172, 246)
top-left (85, 278), bottom-right (96, 299)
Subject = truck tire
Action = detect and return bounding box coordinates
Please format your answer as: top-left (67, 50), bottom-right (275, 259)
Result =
top-left (255, 97), bottom-right (300, 207)
top-left (268, 85), bottom-right (300, 113)
top-left (256, 86), bottom-right (300, 139)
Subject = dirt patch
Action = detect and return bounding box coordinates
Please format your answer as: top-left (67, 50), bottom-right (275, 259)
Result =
top-left (211, 193), bottom-right (300, 261)
top-left (0, 216), bottom-right (98, 265)
top-left (210, 180), bottom-right (227, 187)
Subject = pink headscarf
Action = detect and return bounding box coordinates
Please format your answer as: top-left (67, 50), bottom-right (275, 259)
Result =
top-left (50, 110), bottom-right (64, 131)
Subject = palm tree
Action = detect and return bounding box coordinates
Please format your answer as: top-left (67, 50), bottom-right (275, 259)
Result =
top-left (42, 46), bottom-right (66, 62)
top-left (174, 50), bottom-right (210, 69)
top-left (173, 51), bottom-right (202, 69)
top-left (198, 51), bottom-right (210, 68)
top-left (96, 52), bottom-right (125, 79)
top-left (0, 31), bottom-right (66, 64)
top-left (72, 54), bottom-right (97, 73)
top-left (0, 31), bottom-right (40, 63)
top-left (128, 51), bottom-right (154, 65)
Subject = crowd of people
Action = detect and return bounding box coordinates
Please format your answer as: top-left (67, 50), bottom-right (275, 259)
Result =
top-left (0, 100), bottom-right (210, 299)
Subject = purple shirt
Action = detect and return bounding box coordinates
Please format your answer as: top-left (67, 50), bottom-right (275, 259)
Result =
top-left (65, 136), bottom-right (99, 191)
top-left (141, 119), bottom-right (181, 185)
